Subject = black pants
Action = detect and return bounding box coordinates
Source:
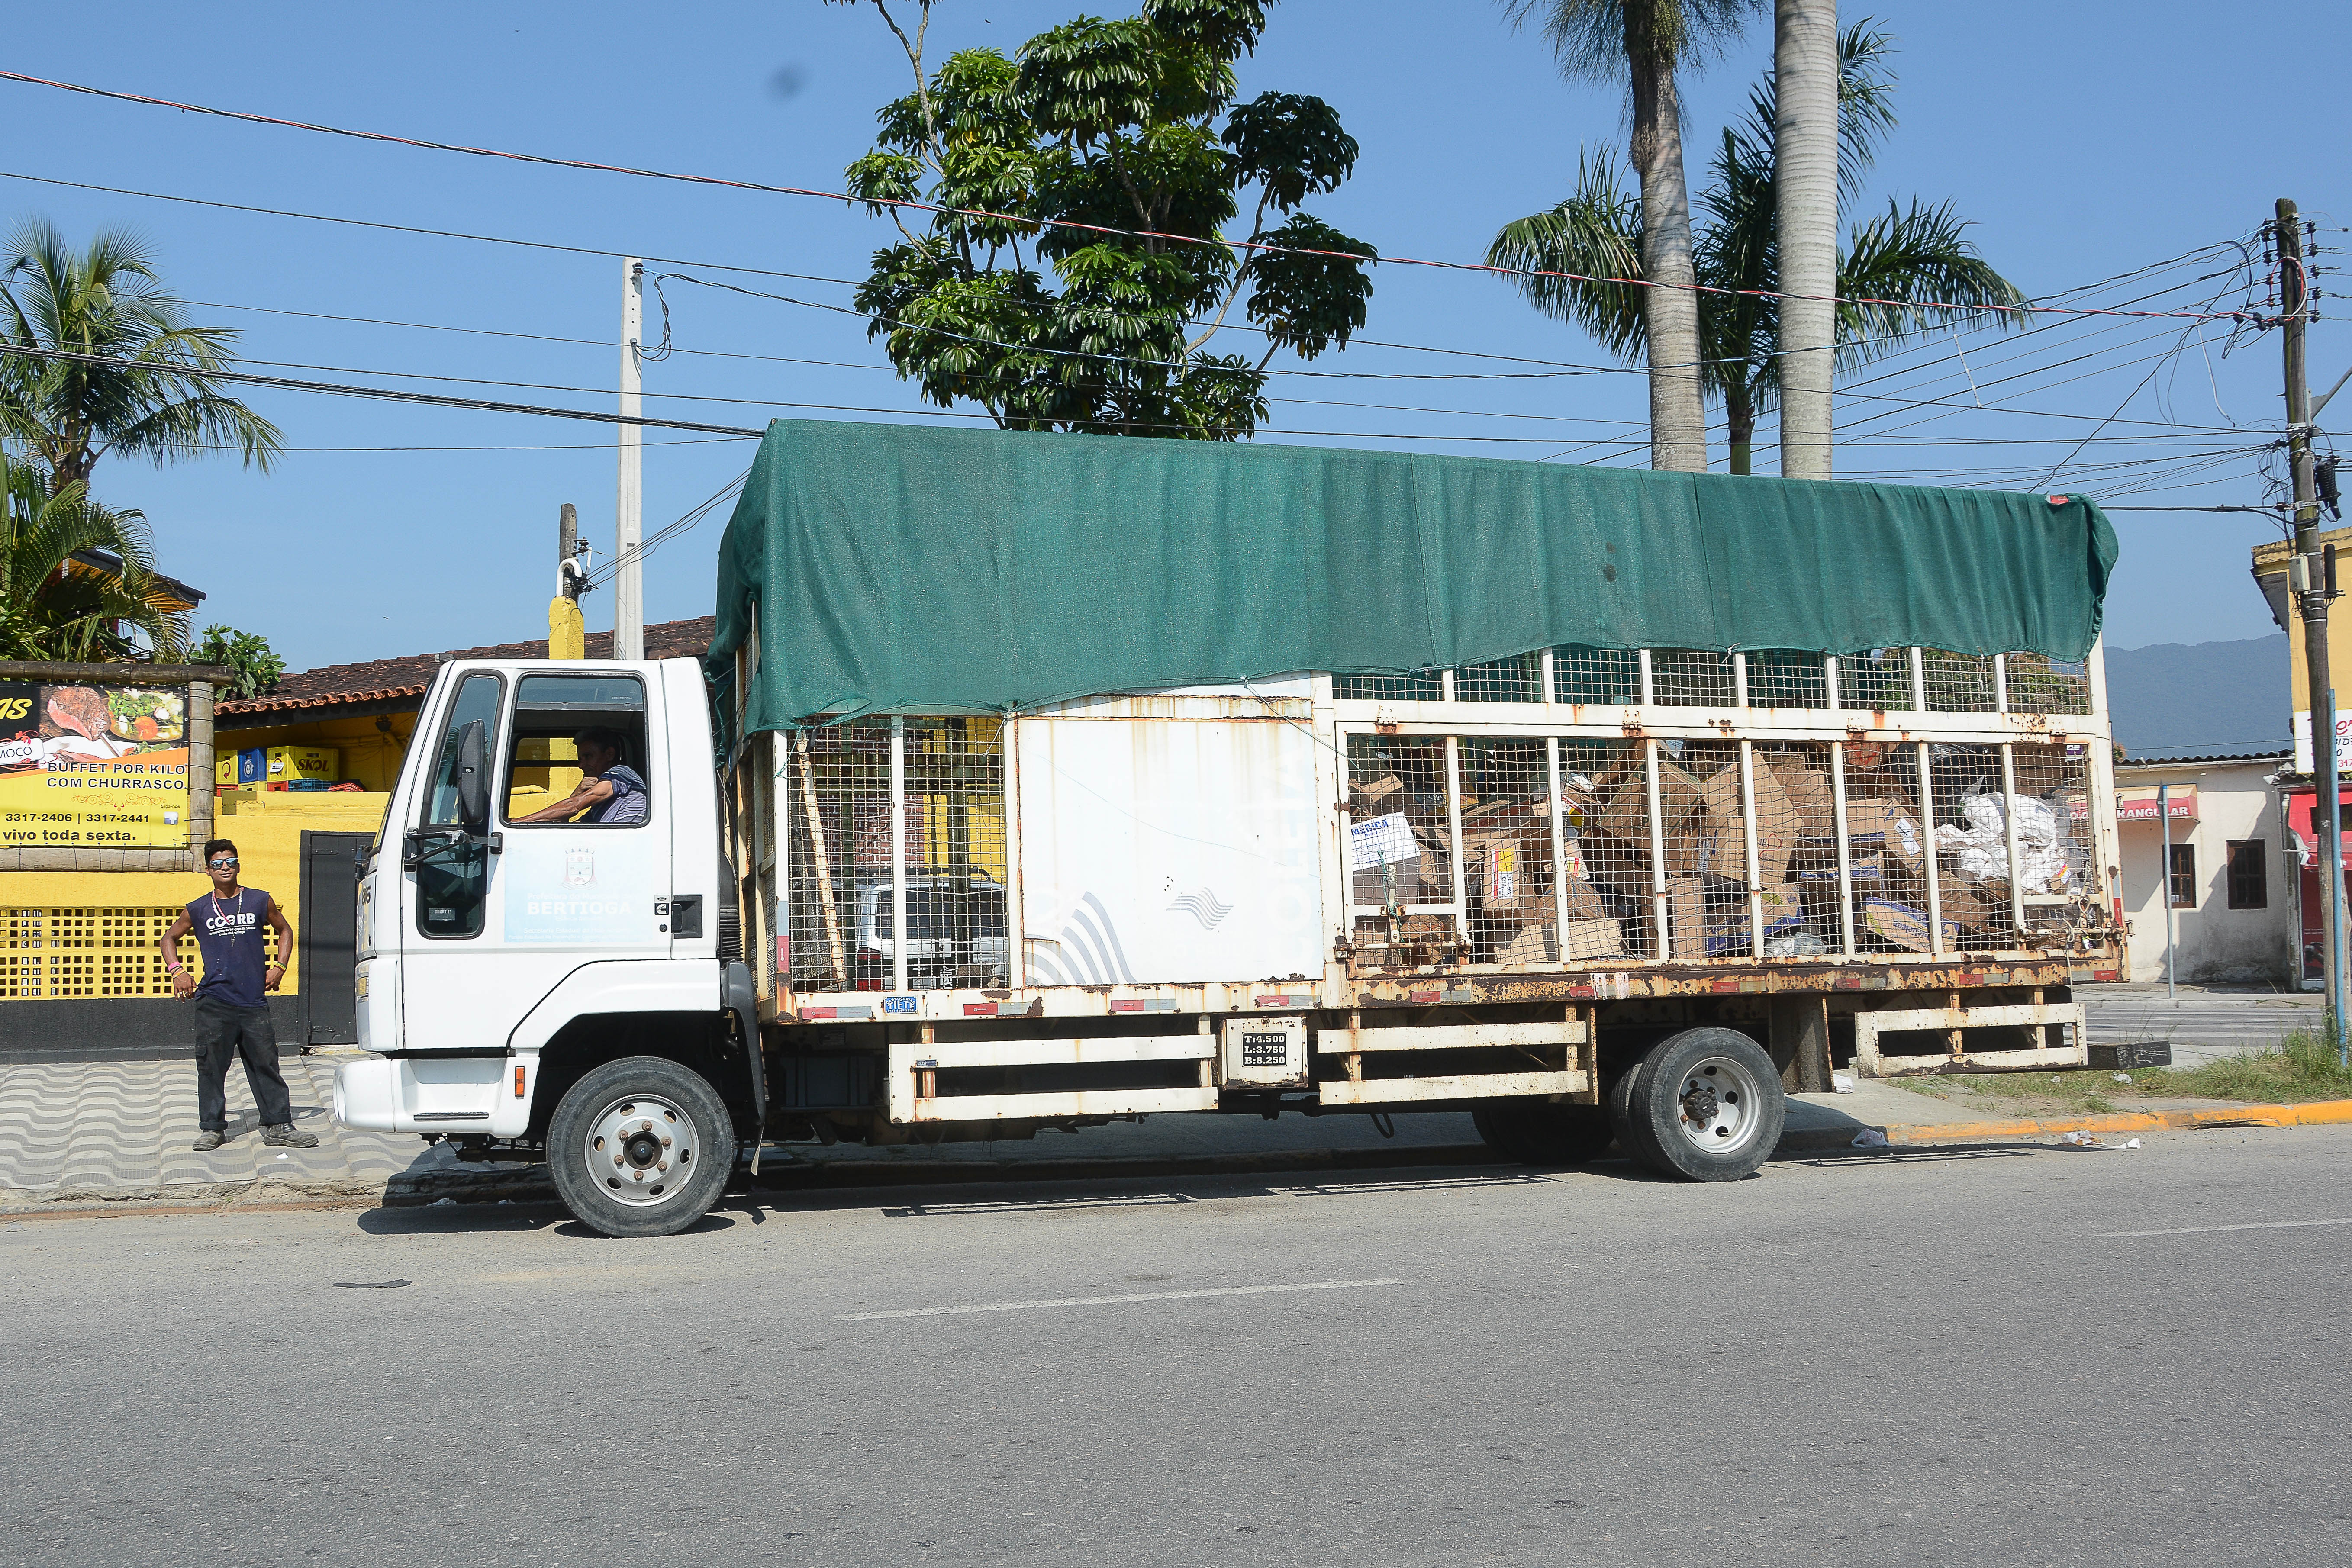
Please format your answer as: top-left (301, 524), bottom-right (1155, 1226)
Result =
top-left (193, 996), bottom-right (292, 1132)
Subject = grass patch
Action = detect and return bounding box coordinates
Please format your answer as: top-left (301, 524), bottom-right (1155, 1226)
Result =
top-left (1882, 1029), bottom-right (2352, 1109)
top-left (2144, 1029), bottom-right (2352, 1104)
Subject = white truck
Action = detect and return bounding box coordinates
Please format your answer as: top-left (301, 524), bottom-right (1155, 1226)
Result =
top-left (336, 422), bottom-right (2124, 1237)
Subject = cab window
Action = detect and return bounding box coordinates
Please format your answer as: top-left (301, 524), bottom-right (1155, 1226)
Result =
top-left (503, 673), bottom-right (651, 829)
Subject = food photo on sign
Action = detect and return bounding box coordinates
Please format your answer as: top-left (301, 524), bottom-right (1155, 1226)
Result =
top-left (0, 681), bottom-right (192, 847)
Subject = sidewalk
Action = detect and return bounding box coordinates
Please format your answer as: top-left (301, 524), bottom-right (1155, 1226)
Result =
top-left (2080, 982), bottom-right (2318, 1066)
top-left (5, 1049), bottom-right (2344, 1218)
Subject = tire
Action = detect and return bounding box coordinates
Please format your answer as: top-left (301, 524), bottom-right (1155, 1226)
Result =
top-left (1476, 1099), bottom-right (1613, 1166)
top-left (1615, 1027), bottom-right (1785, 1182)
top-left (547, 1056), bottom-right (737, 1237)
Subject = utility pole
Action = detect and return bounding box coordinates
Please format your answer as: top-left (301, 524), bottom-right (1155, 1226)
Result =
top-left (1774, 0), bottom-right (1839, 480)
top-left (2280, 199), bottom-right (2340, 1050)
top-left (549, 502), bottom-right (586, 661)
top-left (614, 258), bottom-right (645, 662)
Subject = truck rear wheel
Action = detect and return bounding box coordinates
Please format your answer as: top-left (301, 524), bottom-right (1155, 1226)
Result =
top-left (548, 1056), bottom-right (736, 1237)
top-left (1473, 1101), bottom-right (1612, 1166)
top-left (1616, 1027), bottom-right (1784, 1182)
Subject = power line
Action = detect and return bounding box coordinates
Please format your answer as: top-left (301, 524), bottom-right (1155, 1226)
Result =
top-left (0, 70), bottom-right (2299, 327)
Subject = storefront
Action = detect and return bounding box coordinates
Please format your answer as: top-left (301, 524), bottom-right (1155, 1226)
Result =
top-left (2284, 781), bottom-right (2352, 988)
top-left (1, 619), bottom-right (712, 1060)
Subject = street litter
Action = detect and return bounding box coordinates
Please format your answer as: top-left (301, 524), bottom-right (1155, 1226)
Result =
top-left (2057, 1131), bottom-right (2141, 1149)
top-left (1832, 1072), bottom-right (1856, 1094)
top-left (1852, 1127), bottom-right (1889, 1147)
top-left (2113, 1073), bottom-right (2132, 1085)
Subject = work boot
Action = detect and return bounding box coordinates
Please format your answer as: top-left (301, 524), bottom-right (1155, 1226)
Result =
top-left (261, 1123), bottom-right (319, 1149)
top-left (191, 1129), bottom-right (226, 1152)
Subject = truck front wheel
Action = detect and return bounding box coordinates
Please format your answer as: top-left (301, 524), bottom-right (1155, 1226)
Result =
top-left (548, 1056), bottom-right (736, 1237)
top-left (1615, 1028), bottom-right (1785, 1182)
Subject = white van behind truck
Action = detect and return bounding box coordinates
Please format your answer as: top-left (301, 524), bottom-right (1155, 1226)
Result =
top-left (337, 419), bottom-right (2125, 1238)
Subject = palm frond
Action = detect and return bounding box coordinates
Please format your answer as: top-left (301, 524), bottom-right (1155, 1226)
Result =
top-left (1498, 0), bottom-right (1765, 83)
top-left (1835, 198), bottom-right (2028, 371)
top-left (1486, 150), bottom-right (1648, 362)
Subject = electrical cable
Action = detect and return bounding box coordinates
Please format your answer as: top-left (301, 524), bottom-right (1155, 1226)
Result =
top-left (0, 70), bottom-right (2304, 328)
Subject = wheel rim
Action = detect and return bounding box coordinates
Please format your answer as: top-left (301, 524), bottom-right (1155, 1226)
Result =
top-left (583, 1094), bottom-right (699, 1208)
top-left (1671, 1054), bottom-right (1767, 1157)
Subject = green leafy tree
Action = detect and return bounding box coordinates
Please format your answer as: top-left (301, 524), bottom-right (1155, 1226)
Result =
top-left (830, 0), bottom-right (1376, 439)
top-left (191, 624), bottom-right (286, 699)
top-left (1488, 23), bottom-right (2027, 474)
top-left (1501, 0), bottom-right (1765, 473)
top-left (0, 448), bottom-right (187, 661)
top-left (0, 219), bottom-right (284, 493)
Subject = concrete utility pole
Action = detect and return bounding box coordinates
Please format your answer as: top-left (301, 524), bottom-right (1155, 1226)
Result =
top-left (1774, 0), bottom-right (1839, 480)
top-left (614, 258), bottom-right (645, 662)
top-left (2279, 199), bottom-right (2340, 1049)
top-left (550, 502), bottom-right (586, 661)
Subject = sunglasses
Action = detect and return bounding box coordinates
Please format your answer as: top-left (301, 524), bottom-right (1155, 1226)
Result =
top-left (208, 857), bottom-right (239, 869)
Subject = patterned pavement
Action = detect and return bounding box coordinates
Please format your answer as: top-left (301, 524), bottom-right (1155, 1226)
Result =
top-left (0, 1050), bottom-right (459, 1207)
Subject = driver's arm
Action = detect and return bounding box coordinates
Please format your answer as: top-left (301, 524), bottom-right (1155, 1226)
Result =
top-left (514, 776), bottom-right (616, 824)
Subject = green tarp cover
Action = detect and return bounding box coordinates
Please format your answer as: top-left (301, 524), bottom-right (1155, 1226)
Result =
top-left (708, 418), bottom-right (2116, 732)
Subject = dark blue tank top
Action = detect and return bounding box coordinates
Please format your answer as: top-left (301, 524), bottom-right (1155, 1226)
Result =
top-left (187, 887), bottom-right (271, 1009)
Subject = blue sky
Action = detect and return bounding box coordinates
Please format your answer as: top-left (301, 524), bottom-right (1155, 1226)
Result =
top-left (6, 0), bottom-right (2344, 670)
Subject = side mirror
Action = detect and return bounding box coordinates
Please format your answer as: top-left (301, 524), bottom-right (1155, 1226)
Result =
top-left (455, 719), bottom-right (489, 830)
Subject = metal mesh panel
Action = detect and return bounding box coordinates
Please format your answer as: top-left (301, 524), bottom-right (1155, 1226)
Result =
top-left (1839, 649), bottom-right (1914, 712)
top-left (2008, 743), bottom-right (2098, 911)
top-left (1552, 647), bottom-right (1640, 706)
top-left (1661, 741), bottom-right (1749, 957)
top-left (783, 719), bottom-right (1008, 993)
top-left (783, 721), bottom-right (891, 991)
top-left (1923, 651), bottom-right (1998, 712)
top-left (1749, 741), bottom-right (1836, 955)
top-left (2004, 654), bottom-right (2093, 716)
top-left (1346, 734), bottom-right (1452, 911)
top-left (1651, 650), bottom-right (1735, 708)
top-left (900, 718), bottom-right (1010, 989)
top-left (1334, 671), bottom-right (1442, 702)
top-left (1561, 739), bottom-right (1653, 960)
top-left (1924, 742), bottom-right (2009, 947)
top-left (1845, 742), bottom-right (1939, 954)
top-left (1457, 739), bottom-right (1552, 961)
top-left (1745, 651), bottom-right (1830, 709)
top-left (1456, 655), bottom-right (1543, 704)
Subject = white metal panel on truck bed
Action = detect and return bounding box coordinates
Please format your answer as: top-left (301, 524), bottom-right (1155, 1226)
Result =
top-left (1015, 685), bottom-right (1323, 987)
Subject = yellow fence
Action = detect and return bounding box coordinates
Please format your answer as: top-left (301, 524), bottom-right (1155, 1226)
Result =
top-left (0, 905), bottom-right (282, 1000)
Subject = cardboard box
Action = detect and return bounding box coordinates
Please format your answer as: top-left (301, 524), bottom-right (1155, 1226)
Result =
top-left (1466, 831), bottom-right (1524, 911)
top-left (1668, 874), bottom-right (1707, 959)
top-left (1563, 917), bottom-right (1624, 961)
top-left (1845, 796), bottom-right (1925, 864)
top-left (1862, 895), bottom-right (1977, 952)
top-left (1496, 922), bottom-right (1556, 966)
top-left (1771, 761), bottom-right (1836, 835)
top-left (1795, 851), bottom-right (1882, 882)
top-left (1354, 773), bottom-right (1403, 804)
top-left (264, 745), bottom-right (338, 785)
top-left (1593, 758), bottom-right (1703, 844)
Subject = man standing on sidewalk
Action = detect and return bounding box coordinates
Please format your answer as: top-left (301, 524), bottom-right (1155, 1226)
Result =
top-left (161, 838), bottom-right (318, 1152)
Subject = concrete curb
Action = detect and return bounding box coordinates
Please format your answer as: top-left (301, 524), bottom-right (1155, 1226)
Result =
top-left (1871, 1097), bottom-right (2352, 1145)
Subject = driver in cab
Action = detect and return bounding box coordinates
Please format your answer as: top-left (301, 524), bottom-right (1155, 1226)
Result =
top-left (515, 726), bottom-right (649, 825)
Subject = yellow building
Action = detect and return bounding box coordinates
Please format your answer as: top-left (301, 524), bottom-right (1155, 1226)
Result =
top-left (1, 618), bottom-right (712, 1058)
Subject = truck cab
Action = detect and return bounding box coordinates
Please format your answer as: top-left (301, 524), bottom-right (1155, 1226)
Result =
top-left (332, 657), bottom-right (759, 1230)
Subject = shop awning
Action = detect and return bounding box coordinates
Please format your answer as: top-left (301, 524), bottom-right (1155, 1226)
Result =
top-left (2286, 788), bottom-right (2352, 869)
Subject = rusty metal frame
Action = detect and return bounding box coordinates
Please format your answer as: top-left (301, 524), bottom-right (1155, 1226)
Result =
top-left (1849, 1000), bottom-right (2086, 1077)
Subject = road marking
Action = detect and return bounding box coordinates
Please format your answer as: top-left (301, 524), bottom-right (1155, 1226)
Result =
top-left (2100, 1217), bottom-right (2352, 1239)
top-left (837, 1277), bottom-right (1403, 1320)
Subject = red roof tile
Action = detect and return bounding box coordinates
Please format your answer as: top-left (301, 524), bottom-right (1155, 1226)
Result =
top-left (215, 616), bottom-right (714, 718)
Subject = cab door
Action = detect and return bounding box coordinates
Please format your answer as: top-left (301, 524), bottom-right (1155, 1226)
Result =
top-left (396, 666), bottom-right (674, 1058)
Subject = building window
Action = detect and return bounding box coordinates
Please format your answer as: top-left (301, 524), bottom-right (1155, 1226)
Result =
top-left (2226, 839), bottom-right (2268, 909)
top-left (2167, 843), bottom-right (2197, 909)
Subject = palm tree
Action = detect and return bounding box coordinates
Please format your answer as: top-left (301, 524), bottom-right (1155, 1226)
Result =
top-left (1500, 0), bottom-right (1765, 473)
top-left (0, 219), bottom-right (282, 495)
top-left (1490, 23), bottom-right (2027, 475)
top-left (0, 448), bottom-right (187, 661)
top-left (1772, 0), bottom-right (1839, 479)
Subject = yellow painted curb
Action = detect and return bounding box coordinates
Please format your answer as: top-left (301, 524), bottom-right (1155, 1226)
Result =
top-left (1885, 1098), bottom-right (2352, 1144)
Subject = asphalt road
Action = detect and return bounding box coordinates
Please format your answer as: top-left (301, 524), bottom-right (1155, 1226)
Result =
top-left (6, 1130), bottom-right (2350, 1568)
